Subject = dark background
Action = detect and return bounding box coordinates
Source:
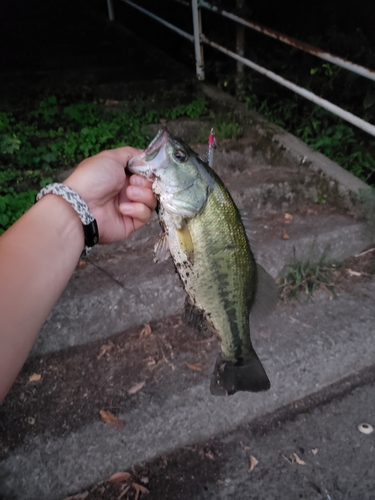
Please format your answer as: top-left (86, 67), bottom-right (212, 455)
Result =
top-left (1, 0), bottom-right (375, 75)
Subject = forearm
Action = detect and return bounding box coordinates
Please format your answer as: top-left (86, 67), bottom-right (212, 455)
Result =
top-left (0, 195), bottom-right (83, 401)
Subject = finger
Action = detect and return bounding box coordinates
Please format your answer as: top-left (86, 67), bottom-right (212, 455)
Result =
top-left (119, 202), bottom-right (154, 226)
top-left (97, 147), bottom-right (143, 168)
top-left (126, 184), bottom-right (157, 211)
top-left (118, 176), bottom-right (131, 205)
top-left (129, 174), bottom-right (153, 189)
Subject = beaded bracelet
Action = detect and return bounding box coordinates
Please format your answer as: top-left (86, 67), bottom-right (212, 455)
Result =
top-left (36, 183), bottom-right (99, 258)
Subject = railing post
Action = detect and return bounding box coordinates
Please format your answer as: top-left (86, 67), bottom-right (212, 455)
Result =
top-left (192, 0), bottom-right (205, 80)
top-left (235, 0), bottom-right (245, 99)
top-left (107, 0), bottom-right (115, 21)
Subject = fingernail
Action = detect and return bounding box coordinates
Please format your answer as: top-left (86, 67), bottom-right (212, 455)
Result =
top-left (131, 175), bottom-right (145, 186)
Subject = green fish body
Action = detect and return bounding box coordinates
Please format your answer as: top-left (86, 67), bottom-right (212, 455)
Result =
top-left (128, 129), bottom-right (272, 396)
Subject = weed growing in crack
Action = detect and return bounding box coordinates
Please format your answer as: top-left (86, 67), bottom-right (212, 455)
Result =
top-left (278, 247), bottom-right (337, 301)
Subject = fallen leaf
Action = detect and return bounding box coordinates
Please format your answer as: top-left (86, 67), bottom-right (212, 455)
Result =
top-left (97, 341), bottom-right (115, 360)
top-left (284, 213), bottom-right (293, 223)
top-left (99, 410), bottom-right (125, 428)
top-left (132, 482), bottom-right (150, 500)
top-left (29, 373), bottom-right (41, 382)
top-left (307, 209), bottom-right (314, 214)
top-left (292, 452), bottom-right (306, 465)
top-left (128, 381), bottom-right (146, 394)
top-left (248, 455), bottom-right (259, 473)
top-left (283, 232), bottom-right (290, 240)
top-left (139, 324), bottom-right (152, 339)
top-left (311, 448), bottom-right (318, 455)
top-left (346, 268), bottom-right (362, 277)
top-left (108, 471), bottom-right (132, 483)
top-left (185, 362), bottom-right (204, 372)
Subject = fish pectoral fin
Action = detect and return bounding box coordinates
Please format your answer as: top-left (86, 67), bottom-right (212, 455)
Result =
top-left (210, 352), bottom-right (270, 396)
top-left (154, 234), bottom-right (170, 263)
top-left (249, 264), bottom-right (278, 322)
top-left (176, 223), bottom-right (194, 264)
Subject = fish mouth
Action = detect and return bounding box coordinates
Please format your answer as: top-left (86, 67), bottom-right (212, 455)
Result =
top-left (128, 128), bottom-right (170, 180)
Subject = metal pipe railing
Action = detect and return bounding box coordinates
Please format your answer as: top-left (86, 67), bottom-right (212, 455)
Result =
top-left (122, 0), bottom-right (194, 42)
top-left (192, 0), bottom-right (205, 80)
top-left (106, 0), bottom-right (375, 138)
top-left (202, 35), bottom-right (375, 138)
top-left (200, 0), bottom-right (375, 83)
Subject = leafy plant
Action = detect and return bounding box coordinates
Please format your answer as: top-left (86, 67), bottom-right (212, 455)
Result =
top-left (0, 189), bottom-right (37, 235)
top-left (0, 93), bottom-right (209, 233)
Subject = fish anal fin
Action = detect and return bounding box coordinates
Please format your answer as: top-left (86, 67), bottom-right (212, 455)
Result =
top-left (250, 264), bottom-right (278, 322)
top-left (210, 352), bottom-right (270, 396)
top-left (184, 298), bottom-right (215, 338)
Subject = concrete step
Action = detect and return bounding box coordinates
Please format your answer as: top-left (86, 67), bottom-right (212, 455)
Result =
top-left (1, 279), bottom-right (375, 499)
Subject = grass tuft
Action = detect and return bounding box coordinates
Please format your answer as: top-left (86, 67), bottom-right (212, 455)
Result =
top-left (278, 247), bottom-right (337, 301)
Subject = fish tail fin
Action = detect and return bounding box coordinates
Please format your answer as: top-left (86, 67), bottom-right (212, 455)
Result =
top-left (210, 352), bottom-right (270, 396)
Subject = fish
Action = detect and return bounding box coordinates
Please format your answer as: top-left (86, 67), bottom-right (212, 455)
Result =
top-left (128, 128), bottom-right (275, 396)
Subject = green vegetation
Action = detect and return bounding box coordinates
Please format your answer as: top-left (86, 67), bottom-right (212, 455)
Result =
top-left (213, 27), bottom-right (375, 186)
top-left (214, 120), bottom-right (243, 140)
top-left (278, 248), bottom-right (337, 301)
top-left (0, 93), bottom-right (208, 234)
top-left (244, 91), bottom-right (375, 184)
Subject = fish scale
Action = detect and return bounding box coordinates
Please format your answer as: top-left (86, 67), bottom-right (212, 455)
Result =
top-left (169, 175), bottom-right (255, 361)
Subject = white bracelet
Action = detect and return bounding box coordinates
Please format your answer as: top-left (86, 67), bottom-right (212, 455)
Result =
top-left (36, 183), bottom-right (99, 258)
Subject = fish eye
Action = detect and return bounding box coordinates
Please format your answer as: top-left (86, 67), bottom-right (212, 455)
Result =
top-left (173, 149), bottom-right (187, 162)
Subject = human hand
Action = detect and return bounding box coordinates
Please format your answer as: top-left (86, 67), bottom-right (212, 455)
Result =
top-left (64, 147), bottom-right (157, 244)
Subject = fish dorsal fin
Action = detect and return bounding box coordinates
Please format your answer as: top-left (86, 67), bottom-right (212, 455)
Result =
top-left (250, 264), bottom-right (278, 322)
top-left (154, 234), bottom-right (170, 263)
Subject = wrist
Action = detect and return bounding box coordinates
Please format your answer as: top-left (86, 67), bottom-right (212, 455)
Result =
top-left (36, 183), bottom-right (99, 257)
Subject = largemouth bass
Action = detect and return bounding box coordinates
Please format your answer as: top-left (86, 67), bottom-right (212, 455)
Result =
top-left (128, 129), bottom-right (274, 396)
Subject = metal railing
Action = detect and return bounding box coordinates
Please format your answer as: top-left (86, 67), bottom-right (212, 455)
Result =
top-left (106, 0), bottom-right (375, 138)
